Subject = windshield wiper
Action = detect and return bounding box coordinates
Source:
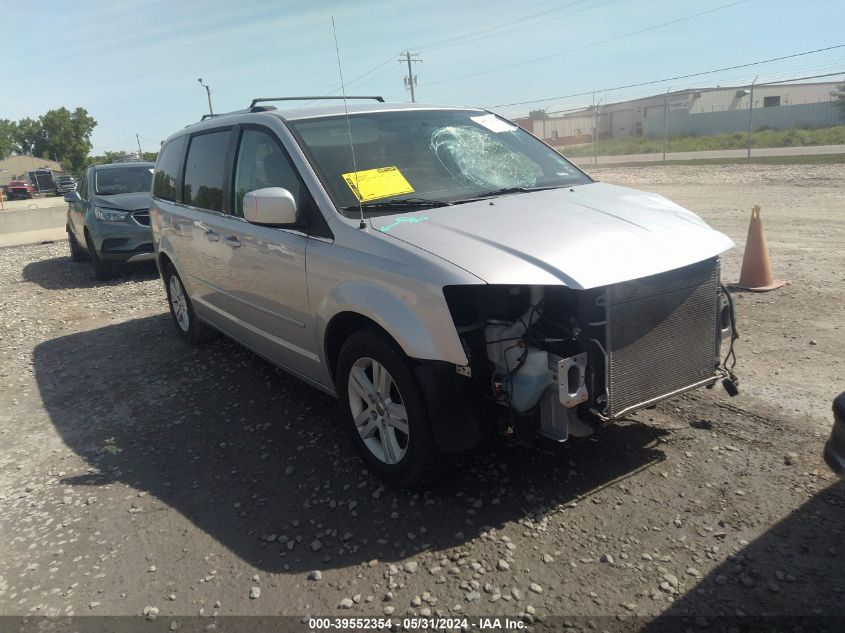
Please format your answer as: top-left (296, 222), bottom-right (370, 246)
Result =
top-left (454, 185), bottom-right (567, 204)
top-left (341, 198), bottom-right (452, 212)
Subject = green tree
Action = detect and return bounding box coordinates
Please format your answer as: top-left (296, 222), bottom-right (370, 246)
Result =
top-left (38, 107), bottom-right (97, 173)
top-left (14, 117), bottom-right (44, 155)
top-left (83, 150), bottom-right (157, 170)
top-left (0, 119), bottom-right (18, 159)
top-left (528, 109), bottom-right (548, 119)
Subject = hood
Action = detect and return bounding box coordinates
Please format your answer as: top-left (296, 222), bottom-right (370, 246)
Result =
top-left (370, 182), bottom-right (734, 289)
top-left (91, 191), bottom-right (150, 211)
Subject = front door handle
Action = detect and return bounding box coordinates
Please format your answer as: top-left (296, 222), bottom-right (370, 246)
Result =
top-left (205, 229), bottom-right (220, 242)
top-left (224, 235), bottom-right (241, 248)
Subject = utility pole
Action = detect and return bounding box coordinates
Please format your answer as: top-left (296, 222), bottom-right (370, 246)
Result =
top-left (662, 91), bottom-right (668, 165)
top-left (747, 75), bottom-right (757, 163)
top-left (136, 133), bottom-right (143, 157)
top-left (197, 78), bottom-right (214, 115)
top-left (400, 51), bottom-right (422, 103)
top-left (591, 93), bottom-right (602, 167)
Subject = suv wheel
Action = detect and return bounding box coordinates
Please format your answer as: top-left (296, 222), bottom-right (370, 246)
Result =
top-left (337, 328), bottom-right (438, 487)
top-left (163, 263), bottom-right (218, 344)
top-left (84, 231), bottom-right (112, 280)
top-left (68, 229), bottom-right (87, 262)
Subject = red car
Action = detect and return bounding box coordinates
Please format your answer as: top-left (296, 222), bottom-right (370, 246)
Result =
top-left (6, 180), bottom-right (35, 200)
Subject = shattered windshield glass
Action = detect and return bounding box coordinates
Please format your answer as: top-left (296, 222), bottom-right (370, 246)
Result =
top-left (288, 109), bottom-right (591, 215)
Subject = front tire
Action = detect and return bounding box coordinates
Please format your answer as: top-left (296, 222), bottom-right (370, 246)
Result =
top-left (337, 328), bottom-right (439, 487)
top-left (163, 263), bottom-right (218, 344)
top-left (84, 231), bottom-right (112, 280)
top-left (68, 228), bottom-right (87, 262)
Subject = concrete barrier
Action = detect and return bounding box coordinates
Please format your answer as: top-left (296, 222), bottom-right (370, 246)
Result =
top-left (0, 204), bottom-right (68, 248)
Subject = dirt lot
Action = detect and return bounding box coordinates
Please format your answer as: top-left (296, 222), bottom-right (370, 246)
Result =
top-left (1, 164), bottom-right (843, 630)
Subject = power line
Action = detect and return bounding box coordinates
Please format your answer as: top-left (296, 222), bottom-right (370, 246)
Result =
top-left (754, 70), bottom-right (845, 86)
top-left (418, 0), bottom-right (618, 53)
top-left (547, 64), bottom-right (844, 113)
top-left (410, 0), bottom-right (593, 51)
top-left (343, 56), bottom-right (398, 89)
top-left (330, 0), bottom-right (616, 97)
top-left (558, 70), bottom-right (845, 114)
top-left (426, 0), bottom-right (620, 53)
top-left (488, 43), bottom-right (845, 110)
top-left (424, 0), bottom-right (749, 89)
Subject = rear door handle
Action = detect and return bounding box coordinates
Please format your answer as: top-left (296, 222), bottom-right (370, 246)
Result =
top-left (205, 229), bottom-right (220, 242)
top-left (224, 235), bottom-right (241, 248)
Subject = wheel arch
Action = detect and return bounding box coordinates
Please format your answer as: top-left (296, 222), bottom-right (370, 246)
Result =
top-left (319, 281), bottom-right (468, 389)
top-left (157, 251), bottom-right (173, 277)
top-left (324, 312), bottom-right (395, 388)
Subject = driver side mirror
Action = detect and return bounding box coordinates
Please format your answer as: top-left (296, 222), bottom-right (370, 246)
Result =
top-left (64, 191), bottom-right (81, 203)
top-left (243, 187), bottom-right (298, 226)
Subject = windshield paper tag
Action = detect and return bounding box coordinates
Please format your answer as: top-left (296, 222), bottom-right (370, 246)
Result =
top-left (470, 114), bottom-right (517, 133)
top-left (342, 166), bottom-right (414, 202)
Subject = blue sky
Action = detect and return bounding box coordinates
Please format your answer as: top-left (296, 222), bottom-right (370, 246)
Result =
top-left (3, 0), bottom-right (843, 155)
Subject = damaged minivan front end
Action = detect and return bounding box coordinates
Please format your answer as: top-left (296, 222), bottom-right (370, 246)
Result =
top-left (372, 181), bottom-right (740, 446)
top-left (442, 259), bottom-right (737, 443)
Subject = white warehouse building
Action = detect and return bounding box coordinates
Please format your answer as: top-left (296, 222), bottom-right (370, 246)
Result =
top-left (515, 81), bottom-right (844, 146)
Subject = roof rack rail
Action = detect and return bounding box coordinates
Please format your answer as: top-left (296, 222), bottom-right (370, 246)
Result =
top-left (248, 95), bottom-right (385, 109)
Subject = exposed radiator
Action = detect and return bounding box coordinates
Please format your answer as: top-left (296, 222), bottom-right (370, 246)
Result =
top-left (606, 257), bottom-right (720, 417)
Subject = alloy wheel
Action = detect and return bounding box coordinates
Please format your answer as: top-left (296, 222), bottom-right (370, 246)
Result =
top-left (169, 275), bottom-right (190, 332)
top-left (347, 357), bottom-right (409, 464)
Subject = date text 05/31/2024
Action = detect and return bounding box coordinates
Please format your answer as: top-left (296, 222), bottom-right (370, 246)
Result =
top-left (308, 617), bottom-right (527, 630)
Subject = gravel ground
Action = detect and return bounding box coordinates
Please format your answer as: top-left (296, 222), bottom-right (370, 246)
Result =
top-left (1, 164), bottom-right (843, 629)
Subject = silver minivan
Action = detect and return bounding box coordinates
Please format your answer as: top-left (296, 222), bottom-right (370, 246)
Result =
top-left (151, 98), bottom-right (738, 486)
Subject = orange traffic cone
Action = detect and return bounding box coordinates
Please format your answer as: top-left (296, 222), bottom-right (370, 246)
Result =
top-left (728, 205), bottom-right (786, 292)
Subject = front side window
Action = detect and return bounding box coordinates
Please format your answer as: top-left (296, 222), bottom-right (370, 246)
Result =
top-left (183, 130), bottom-right (231, 212)
top-left (233, 129), bottom-right (302, 218)
top-left (78, 170), bottom-right (89, 199)
top-left (94, 166), bottom-right (153, 196)
top-left (288, 109), bottom-right (591, 216)
top-left (153, 136), bottom-right (187, 201)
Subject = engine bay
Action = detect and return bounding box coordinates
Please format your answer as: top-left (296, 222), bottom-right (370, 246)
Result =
top-left (444, 257), bottom-right (736, 442)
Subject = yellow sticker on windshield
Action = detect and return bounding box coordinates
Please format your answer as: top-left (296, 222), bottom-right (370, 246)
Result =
top-left (342, 166), bottom-right (414, 202)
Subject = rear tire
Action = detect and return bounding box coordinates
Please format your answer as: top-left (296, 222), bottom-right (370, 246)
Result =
top-left (163, 263), bottom-right (218, 344)
top-left (84, 231), bottom-right (112, 280)
top-left (68, 228), bottom-right (87, 262)
top-left (337, 328), bottom-right (439, 487)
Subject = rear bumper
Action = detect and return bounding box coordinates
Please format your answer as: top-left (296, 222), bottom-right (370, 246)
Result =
top-left (824, 392), bottom-right (845, 475)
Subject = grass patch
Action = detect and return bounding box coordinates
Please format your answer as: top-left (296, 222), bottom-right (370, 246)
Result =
top-left (580, 153), bottom-right (845, 168)
top-left (562, 125), bottom-right (845, 158)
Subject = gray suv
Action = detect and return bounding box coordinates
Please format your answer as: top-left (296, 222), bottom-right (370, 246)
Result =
top-left (66, 162), bottom-right (155, 279)
top-left (55, 174), bottom-right (77, 196)
top-left (151, 98), bottom-right (738, 486)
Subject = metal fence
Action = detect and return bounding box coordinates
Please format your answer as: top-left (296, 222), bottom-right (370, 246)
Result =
top-left (643, 102), bottom-right (842, 137)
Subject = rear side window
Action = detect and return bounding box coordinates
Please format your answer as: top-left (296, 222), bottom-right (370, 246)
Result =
top-left (153, 136), bottom-right (187, 201)
top-left (183, 131), bottom-right (232, 212)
